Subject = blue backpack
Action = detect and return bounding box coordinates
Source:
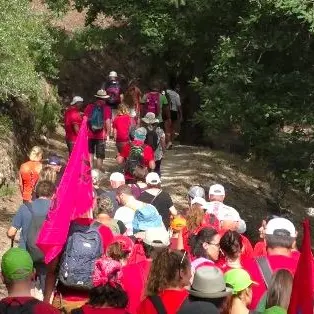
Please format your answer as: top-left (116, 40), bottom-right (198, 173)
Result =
top-left (58, 221), bottom-right (103, 290)
top-left (89, 104), bottom-right (104, 132)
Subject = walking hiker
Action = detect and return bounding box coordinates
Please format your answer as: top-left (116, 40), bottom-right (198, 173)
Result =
top-left (0, 248), bottom-right (59, 313)
top-left (124, 79), bottom-right (142, 124)
top-left (19, 146), bottom-right (43, 203)
top-left (117, 127), bottom-right (155, 184)
top-left (103, 71), bottom-right (123, 120)
top-left (64, 96), bottom-right (84, 154)
top-left (142, 112), bottom-right (166, 176)
top-left (84, 89), bottom-right (112, 170)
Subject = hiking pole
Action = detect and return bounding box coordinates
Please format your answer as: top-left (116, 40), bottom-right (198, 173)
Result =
top-left (10, 238), bottom-right (14, 248)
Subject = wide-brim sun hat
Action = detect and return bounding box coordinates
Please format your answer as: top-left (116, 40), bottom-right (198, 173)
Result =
top-left (109, 71), bottom-right (118, 78)
top-left (142, 112), bottom-right (159, 124)
top-left (95, 89), bottom-right (110, 99)
top-left (188, 266), bottom-right (233, 298)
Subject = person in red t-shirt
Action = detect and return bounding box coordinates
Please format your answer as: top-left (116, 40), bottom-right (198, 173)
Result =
top-left (64, 96), bottom-right (84, 154)
top-left (189, 227), bottom-right (221, 271)
top-left (75, 257), bottom-right (129, 314)
top-left (121, 227), bottom-right (171, 314)
top-left (0, 248), bottom-right (59, 314)
top-left (242, 217), bottom-right (300, 311)
top-left (219, 230), bottom-right (243, 272)
top-left (113, 103), bottom-right (133, 153)
top-left (44, 216), bottom-right (114, 313)
top-left (117, 127), bottom-right (155, 184)
top-left (84, 90), bottom-right (112, 170)
top-left (137, 250), bottom-right (191, 314)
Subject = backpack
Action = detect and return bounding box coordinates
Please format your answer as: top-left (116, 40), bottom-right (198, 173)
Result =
top-left (254, 256), bottom-right (273, 313)
top-left (149, 295), bottom-right (188, 314)
top-left (124, 143), bottom-right (145, 175)
top-left (145, 128), bottom-right (159, 151)
top-left (89, 104), bottom-right (104, 132)
top-left (106, 83), bottom-right (121, 107)
top-left (25, 203), bottom-right (45, 263)
top-left (0, 298), bottom-right (40, 314)
top-left (145, 92), bottom-right (160, 116)
top-left (58, 221), bottom-right (103, 290)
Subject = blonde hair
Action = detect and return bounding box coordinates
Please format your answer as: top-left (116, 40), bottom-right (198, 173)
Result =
top-left (39, 166), bottom-right (57, 184)
top-left (29, 146), bottom-right (43, 162)
top-left (117, 103), bottom-right (129, 115)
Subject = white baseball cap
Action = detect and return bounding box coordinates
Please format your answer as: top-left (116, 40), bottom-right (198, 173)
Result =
top-left (209, 184), bottom-right (225, 196)
top-left (109, 172), bottom-right (125, 182)
top-left (218, 207), bottom-right (240, 222)
top-left (143, 227), bottom-right (170, 247)
top-left (191, 197), bottom-right (207, 207)
top-left (265, 218), bottom-right (296, 237)
top-left (109, 71), bottom-right (118, 78)
top-left (70, 96), bottom-right (83, 105)
top-left (146, 172), bottom-right (161, 185)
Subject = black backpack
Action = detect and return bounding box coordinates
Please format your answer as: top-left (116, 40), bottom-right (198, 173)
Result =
top-left (0, 298), bottom-right (40, 313)
top-left (149, 295), bottom-right (188, 314)
top-left (145, 128), bottom-right (159, 151)
top-left (124, 143), bottom-right (145, 175)
top-left (25, 203), bottom-right (46, 263)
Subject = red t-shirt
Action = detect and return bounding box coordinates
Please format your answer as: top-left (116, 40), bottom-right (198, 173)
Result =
top-left (113, 114), bottom-right (132, 142)
top-left (84, 100), bottom-right (112, 140)
top-left (57, 218), bottom-right (114, 302)
top-left (0, 297), bottom-right (59, 314)
top-left (137, 289), bottom-right (188, 314)
top-left (120, 141), bottom-right (154, 180)
top-left (242, 255), bottom-right (299, 310)
top-left (121, 260), bottom-right (152, 314)
top-left (64, 105), bottom-right (83, 141)
top-left (80, 305), bottom-right (128, 314)
top-left (253, 241), bottom-right (267, 257)
top-left (240, 234), bottom-right (254, 260)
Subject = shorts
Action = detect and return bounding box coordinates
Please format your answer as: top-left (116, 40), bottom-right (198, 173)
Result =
top-left (88, 139), bottom-right (106, 159)
top-left (170, 110), bottom-right (178, 121)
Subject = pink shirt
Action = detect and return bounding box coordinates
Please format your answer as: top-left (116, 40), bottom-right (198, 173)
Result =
top-left (113, 114), bottom-right (132, 142)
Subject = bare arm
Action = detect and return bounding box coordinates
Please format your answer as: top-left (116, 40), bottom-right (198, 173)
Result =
top-left (19, 172), bottom-right (23, 194)
top-left (169, 205), bottom-right (178, 217)
top-left (44, 256), bottom-right (59, 303)
top-left (116, 155), bottom-right (125, 164)
top-left (149, 160), bottom-right (156, 170)
top-left (177, 230), bottom-right (184, 250)
top-left (105, 119), bottom-right (111, 137)
top-left (73, 123), bottom-right (80, 135)
top-left (160, 135), bottom-right (166, 152)
top-left (113, 127), bottom-right (117, 142)
top-left (7, 226), bottom-right (17, 240)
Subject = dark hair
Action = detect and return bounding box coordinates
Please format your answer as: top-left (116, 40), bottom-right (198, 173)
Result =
top-left (220, 230), bottom-right (243, 260)
top-left (146, 250), bottom-right (190, 295)
top-left (266, 269), bottom-right (293, 310)
top-left (116, 184), bottom-right (132, 196)
top-left (143, 242), bottom-right (167, 259)
top-left (35, 180), bottom-right (55, 198)
top-left (88, 283), bottom-right (128, 308)
top-left (188, 227), bottom-right (218, 258)
top-left (265, 234), bottom-right (294, 249)
top-left (107, 242), bottom-right (129, 262)
top-left (95, 196), bottom-right (115, 218)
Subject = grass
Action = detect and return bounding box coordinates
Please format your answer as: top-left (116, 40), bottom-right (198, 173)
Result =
top-left (0, 185), bottom-right (15, 198)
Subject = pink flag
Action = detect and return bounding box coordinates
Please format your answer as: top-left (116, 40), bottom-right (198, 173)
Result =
top-left (288, 219), bottom-right (313, 314)
top-left (36, 117), bottom-right (93, 264)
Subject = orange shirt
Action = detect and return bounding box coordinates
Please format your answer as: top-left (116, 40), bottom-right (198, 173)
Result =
top-left (19, 161), bottom-right (42, 201)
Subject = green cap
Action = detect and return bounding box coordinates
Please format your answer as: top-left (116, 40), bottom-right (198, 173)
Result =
top-left (1, 248), bottom-right (33, 281)
top-left (264, 306), bottom-right (287, 314)
top-left (224, 268), bottom-right (257, 294)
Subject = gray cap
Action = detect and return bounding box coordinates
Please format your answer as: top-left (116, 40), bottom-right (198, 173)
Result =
top-left (188, 186), bottom-right (205, 199)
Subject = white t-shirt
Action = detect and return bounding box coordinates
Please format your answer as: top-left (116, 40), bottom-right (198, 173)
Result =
top-left (166, 89), bottom-right (181, 112)
top-left (114, 206), bottom-right (135, 235)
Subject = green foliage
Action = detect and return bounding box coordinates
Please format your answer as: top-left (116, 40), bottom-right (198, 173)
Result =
top-left (0, 115), bottom-right (13, 137)
top-left (0, 184), bottom-right (15, 198)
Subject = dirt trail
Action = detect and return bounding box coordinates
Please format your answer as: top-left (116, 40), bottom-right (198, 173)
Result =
top-left (0, 126), bottom-right (311, 295)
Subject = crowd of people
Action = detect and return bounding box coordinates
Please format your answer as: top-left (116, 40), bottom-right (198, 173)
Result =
top-left (1, 71), bottom-right (312, 314)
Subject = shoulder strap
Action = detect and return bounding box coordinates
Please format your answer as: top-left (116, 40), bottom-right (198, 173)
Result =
top-left (150, 190), bottom-right (162, 204)
top-left (255, 256), bottom-right (273, 288)
top-left (149, 295), bottom-right (167, 314)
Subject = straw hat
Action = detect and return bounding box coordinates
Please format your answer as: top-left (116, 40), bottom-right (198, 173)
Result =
top-left (142, 112), bottom-right (159, 124)
top-left (95, 89), bottom-right (109, 99)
